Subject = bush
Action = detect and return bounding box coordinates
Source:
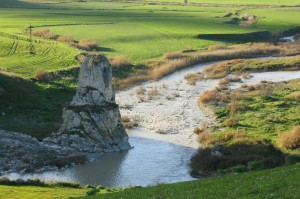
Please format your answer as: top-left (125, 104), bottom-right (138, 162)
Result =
top-left (199, 90), bottom-right (229, 104)
top-left (285, 155), bottom-right (300, 165)
top-left (147, 89), bottom-right (159, 100)
top-left (32, 29), bottom-right (55, 39)
top-left (279, 126), bottom-right (300, 150)
top-left (136, 87), bottom-right (146, 95)
top-left (208, 44), bottom-right (229, 51)
top-left (191, 136), bottom-right (285, 176)
top-left (57, 35), bottom-right (75, 44)
top-left (78, 38), bottom-right (98, 50)
top-left (190, 148), bottom-right (219, 172)
top-left (150, 58), bottom-right (189, 80)
top-left (224, 115), bottom-right (239, 127)
top-left (198, 130), bottom-right (211, 147)
top-left (110, 56), bottom-right (131, 67)
top-left (35, 70), bottom-right (51, 82)
top-left (184, 73), bottom-right (203, 85)
top-left (86, 189), bottom-right (99, 196)
top-left (163, 51), bottom-right (184, 59)
top-left (230, 164), bottom-right (248, 173)
top-left (247, 160), bottom-right (265, 170)
top-left (285, 91), bottom-right (300, 101)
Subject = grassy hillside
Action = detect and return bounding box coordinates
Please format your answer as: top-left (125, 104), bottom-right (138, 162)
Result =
top-left (1, 1), bottom-right (300, 63)
top-left (1, 163), bottom-right (299, 199)
top-left (0, 0), bottom-right (299, 137)
top-left (0, 32), bottom-right (79, 77)
top-left (23, 0), bottom-right (300, 6)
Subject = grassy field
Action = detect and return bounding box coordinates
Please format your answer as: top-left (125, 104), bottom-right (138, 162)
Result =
top-left (22, 0), bottom-right (300, 6)
top-left (0, 32), bottom-right (78, 77)
top-left (1, 1), bottom-right (300, 63)
top-left (0, 185), bottom-right (89, 199)
top-left (1, 163), bottom-right (299, 199)
top-left (0, 0), bottom-right (299, 137)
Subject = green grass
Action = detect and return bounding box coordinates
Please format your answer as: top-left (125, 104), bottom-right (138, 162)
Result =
top-left (0, 185), bottom-right (89, 199)
top-left (86, 164), bottom-right (300, 199)
top-left (0, 71), bottom-right (76, 139)
top-left (0, 32), bottom-right (79, 77)
top-left (209, 79), bottom-right (300, 145)
top-left (1, 1), bottom-right (300, 64)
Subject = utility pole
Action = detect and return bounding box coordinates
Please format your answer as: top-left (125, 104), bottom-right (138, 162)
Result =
top-left (27, 23), bottom-right (33, 54)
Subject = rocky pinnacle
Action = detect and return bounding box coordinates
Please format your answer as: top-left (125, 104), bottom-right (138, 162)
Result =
top-left (55, 55), bottom-right (131, 152)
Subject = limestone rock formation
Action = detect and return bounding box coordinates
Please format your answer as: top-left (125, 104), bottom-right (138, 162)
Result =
top-left (53, 55), bottom-right (130, 152)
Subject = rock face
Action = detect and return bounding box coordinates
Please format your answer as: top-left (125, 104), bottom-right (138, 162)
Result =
top-left (0, 130), bottom-right (86, 175)
top-left (53, 55), bottom-right (131, 152)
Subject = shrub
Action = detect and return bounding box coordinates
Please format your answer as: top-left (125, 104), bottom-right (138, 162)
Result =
top-left (199, 90), bottom-right (229, 104)
top-left (57, 35), bottom-right (75, 44)
top-left (247, 160), bottom-right (265, 170)
top-left (150, 58), bottom-right (189, 80)
top-left (193, 127), bottom-right (201, 135)
top-left (32, 29), bottom-right (55, 39)
top-left (86, 188), bottom-right (99, 196)
top-left (147, 89), bottom-right (159, 100)
top-left (136, 87), bottom-right (146, 95)
top-left (279, 126), bottom-right (300, 150)
top-left (230, 164), bottom-right (248, 173)
top-left (35, 70), bottom-right (51, 82)
top-left (184, 73), bottom-right (198, 85)
top-left (224, 115), bottom-right (240, 127)
top-left (122, 115), bottom-right (130, 123)
top-left (198, 130), bottom-right (211, 147)
top-left (285, 155), bottom-right (300, 165)
top-left (78, 38), bottom-right (98, 50)
top-left (190, 148), bottom-right (219, 173)
top-left (163, 51), bottom-right (184, 59)
top-left (219, 76), bottom-right (241, 86)
top-left (285, 91), bottom-right (300, 101)
top-left (110, 56), bottom-right (131, 67)
top-left (191, 136), bottom-right (285, 176)
top-left (208, 44), bottom-right (228, 51)
top-left (122, 115), bottom-right (138, 129)
top-left (114, 75), bottom-right (149, 90)
top-left (227, 100), bottom-right (245, 114)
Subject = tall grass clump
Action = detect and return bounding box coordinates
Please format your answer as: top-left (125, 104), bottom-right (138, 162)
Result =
top-left (151, 59), bottom-right (189, 80)
top-left (35, 70), bottom-right (51, 82)
top-left (279, 126), bottom-right (300, 150)
top-left (110, 56), bottom-right (131, 67)
top-left (57, 35), bottom-right (75, 44)
top-left (163, 51), bottom-right (185, 59)
top-left (78, 38), bottom-right (98, 50)
top-left (32, 29), bottom-right (55, 39)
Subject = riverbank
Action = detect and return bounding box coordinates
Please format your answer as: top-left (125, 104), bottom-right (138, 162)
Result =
top-left (1, 163), bottom-right (299, 199)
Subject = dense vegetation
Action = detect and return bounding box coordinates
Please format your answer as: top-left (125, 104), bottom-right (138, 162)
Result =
top-left (192, 78), bottom-right (300, 175)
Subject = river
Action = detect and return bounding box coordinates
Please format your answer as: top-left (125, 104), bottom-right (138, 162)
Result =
top-left (2, 56), bottom-right (300, 188)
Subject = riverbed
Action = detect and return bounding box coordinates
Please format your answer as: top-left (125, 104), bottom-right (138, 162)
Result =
top-left (2, 57), bottom-right (300, 187)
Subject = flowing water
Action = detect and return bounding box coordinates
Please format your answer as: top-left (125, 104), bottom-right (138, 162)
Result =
top-left (3, 129), bottom-right (196, 187)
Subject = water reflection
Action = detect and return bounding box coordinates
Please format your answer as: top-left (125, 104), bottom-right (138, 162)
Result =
top-left (3, 134), bottom-right (196, 188)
